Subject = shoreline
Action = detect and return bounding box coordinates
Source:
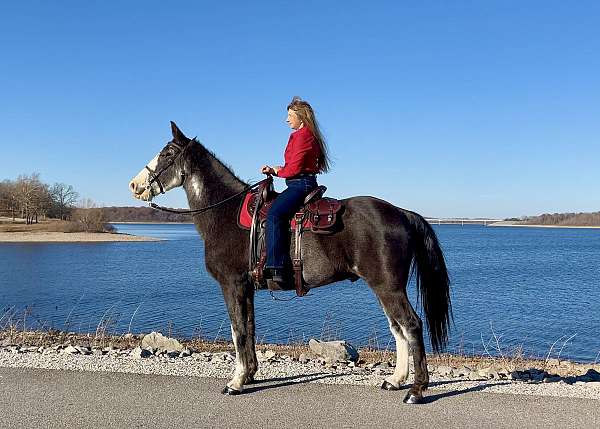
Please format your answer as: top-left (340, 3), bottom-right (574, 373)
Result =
top-left (489, 222), bottom-right (600, 230)
top-left (1, 331), bottom-right (599, 400)
top-left (0, 231), bottom-right (161, 243)
top-left (110, 221), bottom-right (193, 224)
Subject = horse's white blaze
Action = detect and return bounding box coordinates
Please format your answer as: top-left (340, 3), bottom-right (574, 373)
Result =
top-left (129, 154), bottom-right (159, 200)
top-left (227, 325), bottom-right (246, 391)
top-left (384, 315), bottom-right (410, 388)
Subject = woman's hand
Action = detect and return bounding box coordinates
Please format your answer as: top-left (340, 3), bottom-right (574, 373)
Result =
top-left (261, 165), bottom-right (275, 175)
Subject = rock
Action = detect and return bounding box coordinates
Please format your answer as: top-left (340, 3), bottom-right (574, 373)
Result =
top-left (21, 346), bottom-right (38, 353)
top-left (511, 371), bottom-right (531, 381)
top-left (141, 332), bottom-right (184, 353)
top-left (0, 339), bottom-right (11, 347)
top-left (298, 353), bottom-right (310, 364)
top-left (546, 358), bottom-right (560, 366)
top-left (436, 366), bottom-right (454, 377)
top-left (92, 349), bottom-right (104, 356)
top-left (167, 350), bottom-right (180, 358)
top-left (194, 352), bottom-right (212, 361)
top-left (263, 350), bottom-right (277, 360)
top-left (584, 369), bottom-right (600, 382)
top-left (63, 345), bottom-right (79, 354)
top-left (563, 376), bottom-right (576, 385)
top-left (180, 348), bottom-right (192, 358)
top-left (454, 366), bottom-right (470, 377)
top-left (124, 333), bottom-right (134, 339)
top-left (478, 367), bottom-right (500, 379)
top-left (530, 372), bottom-right (545, 382)
top-left (214, 352), bottom-right (235, 362)
top-left (348, 361), bottom-right (356, 368)
top-left (376, 362), bottom-right (391, 369)
top-left (75, 346), bottom-right (92, 355)
top-left (543, 375), bottom-right (561, 383)
top-left (467, 371), bottom-right (481, 381)
top-left (130, 347), bottom-right (152, 359)
top-left (308, 339), bottom-right (359, 364)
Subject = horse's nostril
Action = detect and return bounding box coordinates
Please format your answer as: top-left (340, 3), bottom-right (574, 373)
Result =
top-left (129, 181), bottom-right (136, 192)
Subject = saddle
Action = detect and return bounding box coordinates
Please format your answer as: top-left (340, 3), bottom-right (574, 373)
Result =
top-left (238, 177), bottom-right (343, 296)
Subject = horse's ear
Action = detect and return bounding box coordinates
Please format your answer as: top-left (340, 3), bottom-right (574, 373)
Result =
top-left (170, 121), bottom-right (189, 143)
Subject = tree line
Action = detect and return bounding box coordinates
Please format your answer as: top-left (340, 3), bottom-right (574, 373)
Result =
top-left (0, 173), bottom-right (79, 224)
top-left (98, 206), bottom-right (191, 223)
top-left (522, 212), bottom-right (600, 226)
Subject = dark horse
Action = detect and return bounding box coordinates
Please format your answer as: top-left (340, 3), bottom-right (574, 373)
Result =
top-left (129, 122), bottom-right (451, 404)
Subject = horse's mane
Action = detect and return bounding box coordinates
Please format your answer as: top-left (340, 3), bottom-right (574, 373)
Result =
top-left (189, 138), bottom-right (248, 188)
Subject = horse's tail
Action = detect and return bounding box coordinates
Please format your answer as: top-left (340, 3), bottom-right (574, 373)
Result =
top-left (407, 212), bottom-right (452, 353)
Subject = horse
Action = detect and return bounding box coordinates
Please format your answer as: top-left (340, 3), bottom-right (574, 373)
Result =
top-left (129, 122), bottom-right (452, 404)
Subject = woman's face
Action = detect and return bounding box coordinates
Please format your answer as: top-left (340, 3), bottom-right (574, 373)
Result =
top-left (286, 109), bottom-right (303, 130)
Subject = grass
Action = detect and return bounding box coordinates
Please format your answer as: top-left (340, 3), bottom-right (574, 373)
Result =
top-left (0, 217), bottom-right (115, 233)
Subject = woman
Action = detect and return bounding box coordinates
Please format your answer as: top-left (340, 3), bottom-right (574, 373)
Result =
top-left (261, 97), bottom-right (331, 283)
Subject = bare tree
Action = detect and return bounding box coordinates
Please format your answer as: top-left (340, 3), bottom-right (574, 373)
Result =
top-left (49, 183), bottom-right (79, 220)
top-left (0, 180), bottom-right (19, 219)
top-left (15, 173), bottom-right (45, 224)
top-left (73, 198), bottom-right (113, 232)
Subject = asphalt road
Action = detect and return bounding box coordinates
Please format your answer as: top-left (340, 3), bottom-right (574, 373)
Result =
top-left (0, 367), bottom-right (598, 428)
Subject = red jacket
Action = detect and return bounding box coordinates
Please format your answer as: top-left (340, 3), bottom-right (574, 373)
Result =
top-left (276, 126), bottom-right (321, 178)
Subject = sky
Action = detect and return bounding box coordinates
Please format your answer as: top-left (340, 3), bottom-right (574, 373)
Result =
top-left (1, 1), bottom-right (599, 218)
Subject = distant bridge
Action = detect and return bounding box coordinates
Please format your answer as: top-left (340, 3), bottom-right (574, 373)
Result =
top-left (425, 218), bottom-right (503, 226)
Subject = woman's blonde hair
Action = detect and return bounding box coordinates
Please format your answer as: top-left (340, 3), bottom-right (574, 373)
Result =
top-left (287, 96), bottom-right (331, 173)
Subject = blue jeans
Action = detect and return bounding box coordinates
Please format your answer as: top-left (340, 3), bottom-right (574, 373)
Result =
top-left (266, 176), bottom-right (318, 269)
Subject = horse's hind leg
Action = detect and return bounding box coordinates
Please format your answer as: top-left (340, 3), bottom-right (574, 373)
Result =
top-left (244, 287), bottom-right (258, 383)
top-left (380, 314), bottom-right (410, 390)
top-left (375, 288), bottom-right (429, 404)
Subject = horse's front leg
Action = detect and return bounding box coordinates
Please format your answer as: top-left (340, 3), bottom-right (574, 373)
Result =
top-left (220, 278), bottom-right (257, 395)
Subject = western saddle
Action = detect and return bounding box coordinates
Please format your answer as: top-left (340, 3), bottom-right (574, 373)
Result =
top-left (238, 176), bottom-right (343, 297)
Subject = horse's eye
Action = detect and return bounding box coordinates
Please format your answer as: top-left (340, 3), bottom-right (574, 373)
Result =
top-left (165, 150), bottom-right (173, 158)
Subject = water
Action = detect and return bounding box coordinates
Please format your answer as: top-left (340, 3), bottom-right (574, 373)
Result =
top-left (1, 224), bottom-right (599, 362)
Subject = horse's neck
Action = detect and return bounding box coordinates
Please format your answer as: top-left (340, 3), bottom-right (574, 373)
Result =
top-left (182, 143), bottom-right (246, 238)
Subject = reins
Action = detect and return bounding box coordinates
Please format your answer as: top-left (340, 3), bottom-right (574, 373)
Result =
top-left (148, 177), bottom-right (271, 215)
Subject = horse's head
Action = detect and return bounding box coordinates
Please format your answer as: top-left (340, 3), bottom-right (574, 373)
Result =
top-left (129, 122), bottom-right (192, 201)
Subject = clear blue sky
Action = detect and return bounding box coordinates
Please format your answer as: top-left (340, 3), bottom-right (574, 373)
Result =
top-left (1, 1), bottom-right (598, 218)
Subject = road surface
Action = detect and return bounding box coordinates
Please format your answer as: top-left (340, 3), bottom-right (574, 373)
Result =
top-left (0, 367), bottom-right (598, 428)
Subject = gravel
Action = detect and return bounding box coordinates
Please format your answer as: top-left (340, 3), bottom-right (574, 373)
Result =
top-left (1, 347), bottom-right (599, 400)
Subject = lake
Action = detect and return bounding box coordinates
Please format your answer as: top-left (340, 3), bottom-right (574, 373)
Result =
top-left (1, 224), bottom-right (599, 362)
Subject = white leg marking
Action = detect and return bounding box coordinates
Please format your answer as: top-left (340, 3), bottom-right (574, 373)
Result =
top-left (227, 325), bottom-right (247, 391)
top-left (384, 316), bottom-right (410, 388)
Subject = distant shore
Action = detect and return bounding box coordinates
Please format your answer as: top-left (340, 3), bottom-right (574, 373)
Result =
top-left (489, 221), bottom-right (600, 229)
top-left (0, 231), bottom-right (161, 243)
top-left (110, 221), bottom-right (193, 224)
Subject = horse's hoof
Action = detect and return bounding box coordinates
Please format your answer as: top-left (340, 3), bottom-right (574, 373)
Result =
top-left (381, 380), bottom-right (400, 391)
top-left (403, 392), bottom-right (424, 404)
top-left (221, 386), bottom-right (242, 395)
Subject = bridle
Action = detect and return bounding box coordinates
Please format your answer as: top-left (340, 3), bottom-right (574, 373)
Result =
top-left (145, 140), bottom-right (188, 197)
top-left (144, 139), bottom-right (270, 216)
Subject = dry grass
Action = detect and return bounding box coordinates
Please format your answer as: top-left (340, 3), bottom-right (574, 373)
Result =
top-left (0, 218), bottom-right (114, 233)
